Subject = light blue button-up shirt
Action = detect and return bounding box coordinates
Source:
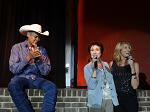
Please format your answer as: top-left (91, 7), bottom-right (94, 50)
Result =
top-left (84, 61), bottom-right (119, 108)
top-left (9, 40), bottom-right (51, 77)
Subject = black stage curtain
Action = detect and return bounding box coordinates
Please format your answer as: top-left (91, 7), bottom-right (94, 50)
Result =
top-left (0, 0), bottom-right (66, 88)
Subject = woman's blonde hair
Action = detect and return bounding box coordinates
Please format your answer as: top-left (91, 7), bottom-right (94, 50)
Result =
top-left (113, 41), bottom-right (132, 64)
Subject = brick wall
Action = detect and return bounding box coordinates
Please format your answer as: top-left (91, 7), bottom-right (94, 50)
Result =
top-left (0, 88), bottom-right (150, 112)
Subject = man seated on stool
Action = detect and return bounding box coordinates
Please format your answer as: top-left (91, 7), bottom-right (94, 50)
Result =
top-left (8, 24), bottom-right (57, 112)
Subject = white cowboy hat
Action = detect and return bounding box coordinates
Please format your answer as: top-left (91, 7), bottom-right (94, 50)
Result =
top-left (19, 24), bottom-right (49, 36)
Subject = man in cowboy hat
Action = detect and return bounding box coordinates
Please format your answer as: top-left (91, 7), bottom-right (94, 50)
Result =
top-left (8, 24), bottom-right (57, 112)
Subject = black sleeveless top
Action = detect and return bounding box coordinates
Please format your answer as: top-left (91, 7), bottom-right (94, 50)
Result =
top-left (111, 61), bottom-right (136, 96)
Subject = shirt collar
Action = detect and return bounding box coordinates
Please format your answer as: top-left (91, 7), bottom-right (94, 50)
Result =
top-left (22, 40), bottom-right (30, 48)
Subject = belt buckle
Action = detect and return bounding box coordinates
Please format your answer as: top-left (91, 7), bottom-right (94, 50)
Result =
top-left (31, 75), bottom-right (36, 80)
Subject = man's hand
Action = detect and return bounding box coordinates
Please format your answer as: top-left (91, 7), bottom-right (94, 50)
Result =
top-left (26, 46), bottom-right (41, 62)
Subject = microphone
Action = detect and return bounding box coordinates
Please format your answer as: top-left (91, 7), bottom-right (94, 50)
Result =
top-left (92, 55), bottom-right (98, 69)
top-left (94, 60), bottom-right (98, 69)
top-left (126, 55), bottom-right (134, 61)
top-left (126, 55), bottom-right (135, 66)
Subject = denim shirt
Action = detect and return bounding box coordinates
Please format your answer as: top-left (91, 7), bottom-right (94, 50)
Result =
top-left (84, 61), bottom-right (119, 108)
top-left (9, 40), bottom-right (51, 77)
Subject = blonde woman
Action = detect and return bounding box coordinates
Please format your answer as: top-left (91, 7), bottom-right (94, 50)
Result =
top-left (110, 41), bottom-right (139, 112)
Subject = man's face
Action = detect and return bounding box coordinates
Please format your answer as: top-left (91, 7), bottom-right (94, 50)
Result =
top-left (27, 32), bottom-right (40, 47)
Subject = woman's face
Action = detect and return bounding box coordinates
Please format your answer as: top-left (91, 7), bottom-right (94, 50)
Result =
top-left (90, 45), bottom-right (101, 59)
top-left (120, 44), bottom-right (131, 58)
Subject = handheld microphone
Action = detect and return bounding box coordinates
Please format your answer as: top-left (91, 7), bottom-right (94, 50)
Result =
top-left (126, 55), bottom-right (134, 61)
top-left (92, 55), bottom-right (98, 69)
top-left (94, 60), bottom-right (98, 69)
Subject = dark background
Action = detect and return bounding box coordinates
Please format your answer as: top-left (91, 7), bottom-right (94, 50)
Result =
top-left (1, 0), bottom-right (150, 89)
top-left (0, 0), bottom-right (66, 88)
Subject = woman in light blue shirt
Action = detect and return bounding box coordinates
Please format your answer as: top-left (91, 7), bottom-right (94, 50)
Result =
top-left (84, 42), bottom-right (119, 112)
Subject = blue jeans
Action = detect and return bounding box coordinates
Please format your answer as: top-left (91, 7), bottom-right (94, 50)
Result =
top-left (8, 76), bottom-right (57, 112)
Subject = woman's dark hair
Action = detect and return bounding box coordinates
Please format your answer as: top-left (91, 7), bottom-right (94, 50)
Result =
top-left (88, 42), bottom-right (104, 54)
